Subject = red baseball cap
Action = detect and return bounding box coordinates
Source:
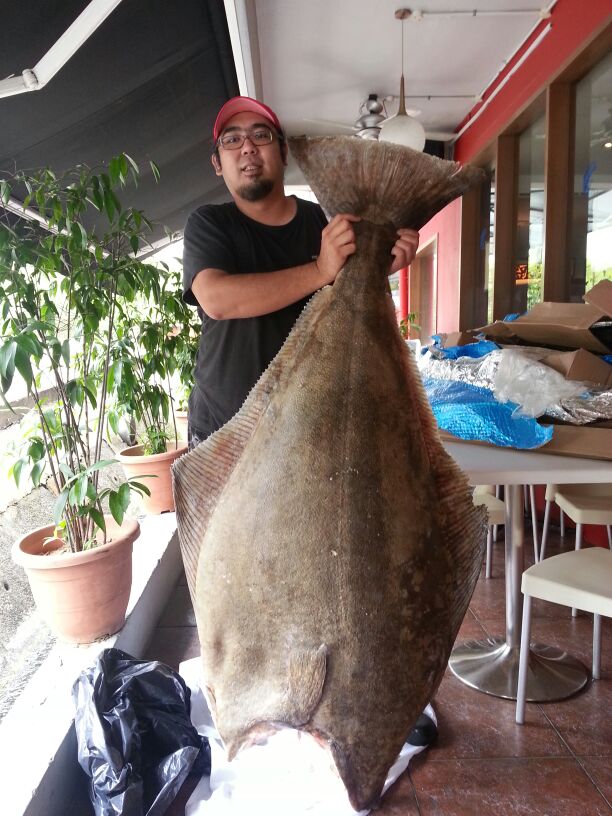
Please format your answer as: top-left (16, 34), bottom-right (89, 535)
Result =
top-left (213, 96), bottom-right (283, 142)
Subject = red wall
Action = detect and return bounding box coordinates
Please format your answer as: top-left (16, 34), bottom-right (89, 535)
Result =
top-left (455, 0), bottom-right (612, 163)
top-left (415, 198), bottom-right (461, 334)
top-left (421, 0), bottom-right (611, 332)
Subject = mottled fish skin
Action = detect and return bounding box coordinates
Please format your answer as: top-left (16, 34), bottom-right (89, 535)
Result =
top-left (173, 138), bottom-right (488, 812)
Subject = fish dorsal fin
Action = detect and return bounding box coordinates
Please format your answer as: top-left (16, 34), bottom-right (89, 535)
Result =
top-left (172, 286), bottom-right (334, 601)
top-left (289, 136), bottom-right (486, 230)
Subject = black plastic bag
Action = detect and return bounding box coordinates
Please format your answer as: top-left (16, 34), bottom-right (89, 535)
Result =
top-left (73, 647), bottom-right (210, 816)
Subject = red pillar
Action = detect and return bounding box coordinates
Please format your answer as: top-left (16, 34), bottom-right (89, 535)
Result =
top-left (398, 265), bottom-right (408, 321)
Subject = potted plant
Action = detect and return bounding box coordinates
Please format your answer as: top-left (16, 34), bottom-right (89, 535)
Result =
top-left (110, 261), bottom-right (191, 513)
top-left (398, 312), bottom-right (420, 340)
top-left (173, 303), bottom-right (201, 441)
top-left (0, 154), bottom-right (154, 642)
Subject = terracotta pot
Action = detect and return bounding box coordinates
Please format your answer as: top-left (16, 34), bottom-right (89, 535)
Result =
top-left (12, 517), bottom-right (139, 644)
top-left (117, 441), bottom-right (188, 514)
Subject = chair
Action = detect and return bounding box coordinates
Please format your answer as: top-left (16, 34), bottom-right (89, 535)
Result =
top-left (472, 486), bottom-right (505, 579)
top-left (540, 483), bottom-right (612, 561)
top-left (539, 483), bottom-right (612, 615)
top-left (516, 547), bottom-right (612, 724)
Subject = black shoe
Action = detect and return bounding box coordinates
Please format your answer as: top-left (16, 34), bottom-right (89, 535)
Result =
top-left (405, 713), bottom-right (438, 747)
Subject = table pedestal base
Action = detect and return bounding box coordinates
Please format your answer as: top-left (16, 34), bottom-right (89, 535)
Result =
top-left (449, 637), bottom-right (588, 701)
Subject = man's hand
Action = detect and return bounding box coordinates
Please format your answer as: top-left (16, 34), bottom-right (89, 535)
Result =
top-left (316, 214), bottom-right (361, 285)
top-left (390, 228), bottom-right (420, 274)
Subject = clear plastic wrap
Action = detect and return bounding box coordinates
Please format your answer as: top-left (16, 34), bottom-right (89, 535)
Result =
top-left (493, 349), bottom-right (587, 418)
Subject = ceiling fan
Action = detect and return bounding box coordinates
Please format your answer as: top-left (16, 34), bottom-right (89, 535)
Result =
top-left (303, 93), bottom-right (455, 143)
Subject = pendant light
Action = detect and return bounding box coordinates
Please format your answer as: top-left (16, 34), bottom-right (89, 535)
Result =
top-left (379, 8), bottom-right (426, 151)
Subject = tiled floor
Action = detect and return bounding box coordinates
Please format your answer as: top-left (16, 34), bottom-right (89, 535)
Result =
top-left (145, 522), bottom-right (612, 815)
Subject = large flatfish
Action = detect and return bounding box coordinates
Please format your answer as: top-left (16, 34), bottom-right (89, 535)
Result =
top-left (173, 136), bottom-right (488, 811)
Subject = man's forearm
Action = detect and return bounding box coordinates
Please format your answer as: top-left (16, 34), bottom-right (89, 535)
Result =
top-left (191, 263), bottom-right (327, 320)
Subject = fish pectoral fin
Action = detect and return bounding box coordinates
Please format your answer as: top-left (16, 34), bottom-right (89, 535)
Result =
top-left (286, 644), bottom-right (327, 724)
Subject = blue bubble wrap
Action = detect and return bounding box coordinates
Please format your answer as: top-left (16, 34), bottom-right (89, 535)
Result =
top-left (435, 340), bottom-right (499, 360)
top-left (423, 376), bottom-right (553, 449)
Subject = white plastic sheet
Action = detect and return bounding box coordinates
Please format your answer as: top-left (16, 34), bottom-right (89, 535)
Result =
top-left (179, 657), bottom-right (435, 816)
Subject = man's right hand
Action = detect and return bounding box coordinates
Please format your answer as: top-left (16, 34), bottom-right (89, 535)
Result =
top-left (315, 214), bottom-right (361, 285)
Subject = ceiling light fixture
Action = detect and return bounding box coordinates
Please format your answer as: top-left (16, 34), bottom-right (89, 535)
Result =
top-left (378, 8), bottom-right (426, 151)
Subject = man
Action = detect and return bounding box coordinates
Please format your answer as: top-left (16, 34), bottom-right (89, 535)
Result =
top-left (183, 96), bottom-right (419, 447)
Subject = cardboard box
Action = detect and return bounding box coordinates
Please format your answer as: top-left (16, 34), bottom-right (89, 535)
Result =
top-left (438, 331), bottom-right (477, 348)
top-left (476, 279), bottom-right (612, 354)
top-left (542, 348), bottom-right (612, 388)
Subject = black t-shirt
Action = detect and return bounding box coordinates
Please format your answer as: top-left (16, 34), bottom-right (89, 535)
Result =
top-left (182, 196), bottom-right (328, 438)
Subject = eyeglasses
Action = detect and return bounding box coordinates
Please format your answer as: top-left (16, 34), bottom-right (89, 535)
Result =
top-left (217, 126), bottom-right (278, 150)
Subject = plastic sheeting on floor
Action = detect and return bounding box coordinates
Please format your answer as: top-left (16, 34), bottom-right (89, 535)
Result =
top-left (180, 657), bottom-right (436, 816)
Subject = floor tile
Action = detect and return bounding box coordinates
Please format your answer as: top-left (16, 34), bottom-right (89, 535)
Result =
top-left (579, 758), bottom-right (612, 808)
top-left (376, 770), bottom-right (420, 815)
top-left (542, 676), bottom-right (612, 757)
top-left (429, 674), bottom-right (569, 760)
top-left (456, 609), bottom-right (487, 641)
top-left (409, 756), bottom-right (610, 815)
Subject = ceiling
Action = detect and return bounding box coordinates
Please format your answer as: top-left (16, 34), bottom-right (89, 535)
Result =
top-left (0, 0), bottom-right (239, 242)
top-left (0, 0), bottom-right (571, 238)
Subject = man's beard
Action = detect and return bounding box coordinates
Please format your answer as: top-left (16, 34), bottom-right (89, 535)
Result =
top-left (236, 177), bottom-right (274, 202)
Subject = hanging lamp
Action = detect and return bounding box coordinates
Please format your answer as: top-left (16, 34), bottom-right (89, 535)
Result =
top-left (378, 8), bottom-right (426, 151)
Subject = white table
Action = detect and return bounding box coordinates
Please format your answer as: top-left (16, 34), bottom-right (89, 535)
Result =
top-left (444, 440), bottom-right (612, 702)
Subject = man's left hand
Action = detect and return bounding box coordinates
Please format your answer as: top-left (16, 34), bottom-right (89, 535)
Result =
top-left (390, 228), bottom-right (420, 274)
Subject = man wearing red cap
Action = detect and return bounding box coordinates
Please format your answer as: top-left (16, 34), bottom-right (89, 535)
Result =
top-left (183, 96), bottom-right (419, 446)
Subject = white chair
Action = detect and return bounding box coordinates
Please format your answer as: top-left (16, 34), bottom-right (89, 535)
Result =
top-left (539, 483), bottom-right (612, 615)
top-left (540, 483), bottom-right (612, 561)
top-left (473, 486), bottom-right (506, 579)
top-left (516, 547), bottom-right (612, 724)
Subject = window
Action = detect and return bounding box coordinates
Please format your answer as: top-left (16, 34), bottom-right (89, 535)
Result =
top-left (570, 51), bottom-right (612, 300)
top-left (516, 115), bottom-right (545, 312)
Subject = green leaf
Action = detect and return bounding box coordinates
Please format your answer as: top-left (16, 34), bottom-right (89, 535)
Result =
top-left (77, 222), bottom-right (88, 250)
top-left (103, 189), bottom-right (115, 221)
top-left (0, 179), bottom-right (10, 206)
top-left (12, 457), bottom-right (25, 487)
top-left (109, 156), bottom-right (120, 186)
top-left (119, 154), bottom-right (129, 182)
top-left (61, 338), bottom-right (70, 367)
top-left (87, 458), bottom-right (117, 473)
top-left (149, 160), bottom-right (161, 183)
top-left (128, 479), bottom-right (151, 497)
top-left (75, 474), bottom-right (88, 505)
top-left (108, 490), bottom-right (124, 525)
top-left (130, 234), bottom-right (139, 255)
top-left (53, 490), bottom-right (69, 525)
top-left (83, 384), bottom-right (97, 409)
top-left (14, 346), bottom-right (33, 392)
top-left (92, 188), bottom-right (104, 212)
top-left (124, 153), bottom-right (139, 175)
top-left (66, 378), bottom-right (84, 407)
top-left (28, 438), bottom-right (45, 461)
top-left (118, 481), bottom-right (131, 510)
top-left (107, 360), bottom-right (122, 392)
top-left (0, 340), bottom-right (17, 380)
top-left (89, 507), bottom-right (106, 534)
top-left (59, 463), bottom-right (75, 481)
top-left (31, 460), bottom-right (45, 487)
